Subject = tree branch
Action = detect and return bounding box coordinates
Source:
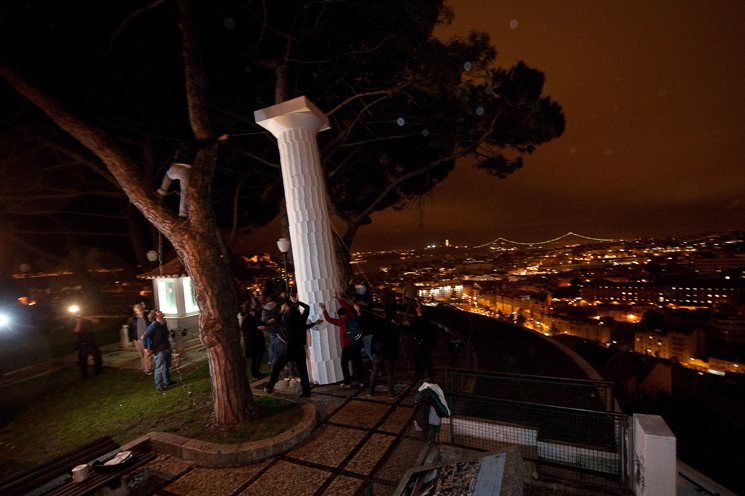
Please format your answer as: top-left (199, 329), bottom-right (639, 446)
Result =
top-left (3, 209), bottom-right (126, 219)
top-left (11, 230), bottom-right (131, 237)
top-left (178, 0), bottom-right (213, 142)
top-left (0, 59), bottom-right (178, 231)
top-left (100, 0), bottom-right (168, 55)
top-left (1, 120), bottom-right (123, 190)
top-left (3, 190), bottom-right (126, 201)
top-left (344, 119), bottom-right (498, 232)
top-left (0, 230), bottom-right (66, 263)
top-left (286, 34), bottom-right (398, 65)
top-left (326, 89), bottom-right (394, 117)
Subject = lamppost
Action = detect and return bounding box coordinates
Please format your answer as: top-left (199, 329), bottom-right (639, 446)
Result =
top-left (277, 237), bottom-right (291, 294)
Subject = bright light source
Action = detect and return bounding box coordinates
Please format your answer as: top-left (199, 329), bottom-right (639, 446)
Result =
top-left (69, 305), bottom-right (80, 313)
top-left (0, 314), bottom-right (8, 326)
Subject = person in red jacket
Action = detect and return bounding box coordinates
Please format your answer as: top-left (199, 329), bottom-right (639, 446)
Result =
top-left (320, 296), bottom-right (365, 387)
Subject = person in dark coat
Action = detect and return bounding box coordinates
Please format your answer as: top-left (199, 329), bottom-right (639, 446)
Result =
top-left (368, 307), bottom-right (400, 398)
top-left (74, 315), bottom-right (102, 379)
top-left (126, 303), bottom-right (153, 375)
top-left (409, 305), bottom-right (436, 384)
top-left (264, 297), bottom-right (320, 397)
top-left (241, 306), bottom-right (266, 381)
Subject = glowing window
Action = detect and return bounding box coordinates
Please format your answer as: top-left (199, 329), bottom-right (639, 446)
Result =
top-left (157, 280), bottom-right (178, 314)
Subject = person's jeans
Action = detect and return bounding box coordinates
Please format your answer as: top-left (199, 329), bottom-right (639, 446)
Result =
top-left (78, 345), bottom-right (102, 379)
top-left (268, 333), bottom-right (277, 365)
top-left (154, 350), bottom-right (172, 389)
top-left (369, 355), bottom-right (394, 396)
top-left (158, 164), bottom-right (190, 217)
top-left (249, 347), bottom-right (264, 379)
top-left (363, 335), bottom-right (373, 360)
top-left (266, 341), bottom-right (311, 396)
top-left (413, 343), bottom-right (434, 383)
top-left (341, 345), bottom-right (364, 385)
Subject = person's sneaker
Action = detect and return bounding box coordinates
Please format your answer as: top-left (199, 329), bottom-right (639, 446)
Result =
top-left (156, 388), bottom-right (165, 393)
top-left (340, 383), bottom-right (350, 388)
top-left (366, 393), bottom-right (375, 397)
top-left (283, 377), bottom-right (291, 381)
top-left (263, 387), bottom-right (274, 394)
top-left (164, 381), bottom-right (177, 386)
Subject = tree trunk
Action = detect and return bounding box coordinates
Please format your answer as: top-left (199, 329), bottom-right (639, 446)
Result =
top-left (170, 217), bottom-right (253, 424)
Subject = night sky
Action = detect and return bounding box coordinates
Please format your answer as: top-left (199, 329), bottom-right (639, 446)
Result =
top-left (249, 1), bottom-right (745, 253)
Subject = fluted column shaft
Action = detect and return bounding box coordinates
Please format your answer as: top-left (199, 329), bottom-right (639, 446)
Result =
top-left (255, 97), bottom-right (342, 384)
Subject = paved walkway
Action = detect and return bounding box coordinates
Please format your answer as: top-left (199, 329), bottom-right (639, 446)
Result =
top-left (127, 382), bottom-right (424, 496)
top-left (108, 328), bottom-right (454, 495)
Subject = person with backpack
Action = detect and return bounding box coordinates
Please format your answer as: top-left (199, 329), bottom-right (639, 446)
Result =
top-left (320, 294), bottom-right (365, 388)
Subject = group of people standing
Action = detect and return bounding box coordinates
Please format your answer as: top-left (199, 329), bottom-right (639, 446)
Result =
top-left (239, 285), bottom-right (438, 400)
top-left (116, 283), bottom-right (436, 397)
top-left (126, 303), bottom-right (176, 393)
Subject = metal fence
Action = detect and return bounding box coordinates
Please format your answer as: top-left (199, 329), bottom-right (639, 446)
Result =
top-left (444, 369), bottom-right (633, 492)
top-left (446, 368), bottom-right (616, 412)
top-left (354, 313), bottom-right (632, 494)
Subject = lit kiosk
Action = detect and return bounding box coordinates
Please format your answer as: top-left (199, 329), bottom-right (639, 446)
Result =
top-left (136, 258), bottom-right (200, 336)
top-left (255, 96), bottom-right (343, 385)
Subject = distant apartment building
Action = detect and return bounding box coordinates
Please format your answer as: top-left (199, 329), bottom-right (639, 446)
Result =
top-left (551, 318), bottom-right (612, 343)
top-left (633, 326), bottom-right (705, 362)
top-left (486, 293), bottom-right (548, 320)
top-left (420, 284), bottom-right (464, 300)
top-left (693, 255), bottom-right (745, 274)
top-left (706, 342), bottom-right (745, 374)
top-left (580, 279), bottom-right (743, 307)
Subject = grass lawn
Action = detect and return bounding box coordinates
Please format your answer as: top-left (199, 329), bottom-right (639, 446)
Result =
top-left (0, 362), bottom-right (302, 478)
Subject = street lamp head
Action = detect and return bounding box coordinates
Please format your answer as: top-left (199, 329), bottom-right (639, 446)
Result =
top-left (277, 237), bottom-right (291, 254)
top-left (146, 250), bottom-right (159, 262)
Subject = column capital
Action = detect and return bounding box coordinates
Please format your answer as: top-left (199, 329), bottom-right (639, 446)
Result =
top-left (254, 96), bottom-right (331, 137)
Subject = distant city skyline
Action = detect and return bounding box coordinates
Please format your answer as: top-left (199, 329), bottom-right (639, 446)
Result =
top-left (244, 0), bottom-right (745, 254)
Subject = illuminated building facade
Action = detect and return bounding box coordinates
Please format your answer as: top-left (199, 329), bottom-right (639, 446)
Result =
top-left (581, 280), bottom-right (743, 307)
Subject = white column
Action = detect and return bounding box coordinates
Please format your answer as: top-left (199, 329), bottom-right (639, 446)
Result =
top-left (255, 96), bottom-right (343, 385)
top-left (633, 414), bottom-right (677, 496)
